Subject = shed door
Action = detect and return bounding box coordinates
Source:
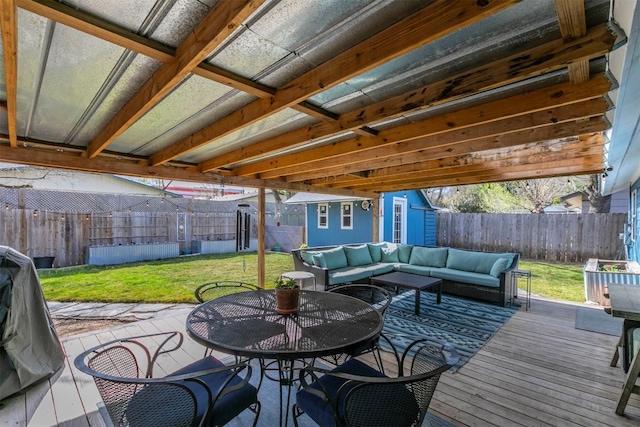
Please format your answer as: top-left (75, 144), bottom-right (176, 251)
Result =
top-left (392, 197), bottom-right (407, 244)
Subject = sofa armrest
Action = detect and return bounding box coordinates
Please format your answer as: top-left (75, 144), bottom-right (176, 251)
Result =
top-left (291, 249), bottom-right (329, 290)
top-left (497, 253), bottom-right (520, 306)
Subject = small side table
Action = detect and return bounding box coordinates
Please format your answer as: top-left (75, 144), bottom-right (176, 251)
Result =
top-left (511, 269), bottom-right (531, 310)
top-left (280, 271), bottom-right (317, 291)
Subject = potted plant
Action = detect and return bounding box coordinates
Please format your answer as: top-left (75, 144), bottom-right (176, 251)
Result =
top-left (272, 243), bottom-right (282, 252)
top-left (274, 276), bottom-right (300, 315)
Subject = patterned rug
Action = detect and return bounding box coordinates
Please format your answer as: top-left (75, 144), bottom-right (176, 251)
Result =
top-left (383, 291), bottom-right (519, 372)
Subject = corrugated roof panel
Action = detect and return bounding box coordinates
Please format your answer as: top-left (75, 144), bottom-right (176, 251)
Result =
top-left (28, 23), bottom-right (129, 143)
top-left (125, 89), bottom-right (258, 157)
top-left (111, 74), bottom-right (237, 154)
top-left (69, 54), bottom-right (163, 145)
top-left (14, 10), bottom-right (49, 136)
top-left (148, 0), bottom-right (214, 48)
top-left (62, 0), bottom-right (158, 35)
top-left (179, 108), bottom-right (316, 163)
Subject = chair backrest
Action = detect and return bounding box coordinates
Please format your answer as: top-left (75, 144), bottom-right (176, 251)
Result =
top-left (76, 333), bottom-right (203, 427)
top-left (194, 281), bottom-right (259, 302)
top-left (339, 340), bottom-right (457, 427)
top-left (329, 284), bottom-right (392, 318)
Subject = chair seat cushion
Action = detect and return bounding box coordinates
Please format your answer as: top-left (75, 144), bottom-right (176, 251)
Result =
top-left (128, 356), bottom-right (257, 427)
top-left (296, 359), bottom-right (387, 427)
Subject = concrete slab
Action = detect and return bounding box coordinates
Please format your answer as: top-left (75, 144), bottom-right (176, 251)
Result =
top-left (129, 303), bottom-right (174, 313)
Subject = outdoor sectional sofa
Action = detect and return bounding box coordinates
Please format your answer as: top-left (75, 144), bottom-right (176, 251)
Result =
top-left (291, 243), bottom-right (519, 306)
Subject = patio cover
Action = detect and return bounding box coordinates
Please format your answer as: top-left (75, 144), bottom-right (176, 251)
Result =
top-left (0, 246), bottom-right (64, 401)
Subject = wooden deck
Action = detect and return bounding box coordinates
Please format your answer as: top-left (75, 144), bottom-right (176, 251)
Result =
top-left (3, 296), bottom-right (640, 426)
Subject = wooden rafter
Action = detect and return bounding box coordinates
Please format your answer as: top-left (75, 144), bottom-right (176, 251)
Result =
top-left (148, 0), bottom-right (517, 167)
top-left (282, 117), bottom-right (607, 183)
top-left (239, 75), bottom-right (610, 178)
top-left (554, 0), bottom-right (589, 84)
top-left (0, 0), bottom-right (18, 148)
top-left (200, 22), bottom-right (616, 172)
top-left (0, 144), bottom-right (376, 198)
top-left (86, 0), bottom-right (264, 158)
top-left (320, 137), bottom-right (603, 189)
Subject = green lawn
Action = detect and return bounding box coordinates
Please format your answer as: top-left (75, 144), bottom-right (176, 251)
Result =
top-left (38, 253), bottom-right (586, 303)
top-left (39, 252), bottom-right (294, 303)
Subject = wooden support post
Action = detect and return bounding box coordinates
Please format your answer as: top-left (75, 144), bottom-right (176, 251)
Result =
top-left (372, 197), bottom-right (379, 242)
top-left (258, 188), bottom-right (265, 288)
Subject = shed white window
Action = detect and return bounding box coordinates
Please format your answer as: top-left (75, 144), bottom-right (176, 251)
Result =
top-left (341, 202), bottom-right (353, 230)
top-left (632, 189), bottom-right (637, 241)
top-left (318, 203), bottom-right (328, 229)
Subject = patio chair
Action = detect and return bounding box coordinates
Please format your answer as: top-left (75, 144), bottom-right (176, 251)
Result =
top-left (74, 331), bottom-right (261, 427)
top-left (293, 338), bottom-right (458, 427)
top-left (194, 281), bottom-right (260, 303)
top-left (322, 284), bottom-right (392, 369)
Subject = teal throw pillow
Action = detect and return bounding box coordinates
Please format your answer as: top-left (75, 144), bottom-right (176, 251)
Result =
top-left (490, 257), bottom-right (510, 277)
top-left (408, 246), bottom-right (448, 268)
top-left (312, 253), bottom-right (327, 269)
top-left (367, 242), bottom-right (387, 263)
top-left (397, 244), bottom-right (413, 264)
top-left (317, 246), bottom-right (348, 270)
top-left (300, 250), bottom-right (316, 265)
top-left (344, 245), bottom-right (374, 266)
top-left (381, 246), bottom-right (400, 263)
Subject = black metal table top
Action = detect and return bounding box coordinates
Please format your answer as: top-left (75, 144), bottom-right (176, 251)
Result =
top-left (186, 290), bottom-right (383, 360)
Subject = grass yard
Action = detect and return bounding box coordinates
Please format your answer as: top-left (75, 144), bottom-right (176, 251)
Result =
top-left (39, 252), bottom-right (294, 303)
top-left (519, 260), bottom-right (585, 302)
top-left (38, 253), bottom-right (586, 304)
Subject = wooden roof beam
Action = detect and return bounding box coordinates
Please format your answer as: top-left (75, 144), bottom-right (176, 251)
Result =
top-left (200, 22), bottom-right (616, 172)
top-left (0, 0), bottom-right (18, 148)
top-left (0, 144), bottom-right (376, 198)
top-left (285, 118), bottom-right (607, 182)
top-left (86, 0), bottom-right (263, 158)
top-left (343, 150), bottom-right (603, 191)
top-left (554, 0), bottom-right (589, 84)
top-left (258, 95), bottom-right (608, 180)
top-left (325, 137), bottom-right (603, 189)
top-left (368, 161), bottom-right (604, 193)
top-left (150, 0), bottom-right (517, 166)
top-left (236, 75), bottom-right (610, 177)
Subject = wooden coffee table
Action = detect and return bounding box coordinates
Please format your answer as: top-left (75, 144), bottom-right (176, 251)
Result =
top-left (370, 271), bottom-right (442, 315)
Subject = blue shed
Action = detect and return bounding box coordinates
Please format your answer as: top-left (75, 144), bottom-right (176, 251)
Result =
top-left (285, 191), bottom-right (437, 247)
top-left (379, 191), bottom-right (437, 246)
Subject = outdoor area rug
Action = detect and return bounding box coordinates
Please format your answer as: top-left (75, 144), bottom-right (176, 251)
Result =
top-left (575, 305), bottom-right (623, 336)
top-left (383, 291), bottom-right (519, 372)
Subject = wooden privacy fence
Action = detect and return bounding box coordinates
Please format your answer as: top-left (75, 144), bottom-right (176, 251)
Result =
top-left (0, 188), bottom-right (304, 267)
top-left (436, 213), bottom-right (628, 263)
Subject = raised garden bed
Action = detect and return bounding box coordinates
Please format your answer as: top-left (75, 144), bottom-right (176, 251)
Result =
top-left (584, 259), bottom-right (640, 305)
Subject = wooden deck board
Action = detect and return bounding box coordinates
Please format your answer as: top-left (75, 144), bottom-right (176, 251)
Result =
top-left (4, 295), bottom-right (640, 426)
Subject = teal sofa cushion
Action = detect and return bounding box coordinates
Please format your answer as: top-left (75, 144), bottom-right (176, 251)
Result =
top-left (381, 246), bottom-right (399, 263)
top-left (490, 257), bottom-right (510, 278)
top-left (317, 246), bottom-right (348, 270)
top-left (397, 244), bottom-right (413, 263)
top-left (431, 268), bottom-right (500, 288)
top-left (312, 253), bottom-right (327, 269)
top-left (367, 242), bottom-right (387, 263)
top-left (344, 245), bottom-right (373, 267)
top-left (329, 267), bottom-right (373, 286)
top-left (409, 246), bottom-right (448, 268)
top-left (300, 250), bottom-right (317, 265)
top-left (394, 264), bottom-right (435, 277)
top-left (362, 263), bottom-right (396, 276)
top-left (446, 248), bottom-right (514, 274)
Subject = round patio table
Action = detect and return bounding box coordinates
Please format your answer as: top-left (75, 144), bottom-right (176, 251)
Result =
top-left (185, 289), bottom-right (383, 426)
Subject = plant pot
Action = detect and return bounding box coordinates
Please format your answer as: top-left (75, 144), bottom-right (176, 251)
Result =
top-left (275, 287), bottom-right (300, 315)
top-left (272, 246), bottom-right (282, 252)
top-left (32, 256), bottom-right (55, 269)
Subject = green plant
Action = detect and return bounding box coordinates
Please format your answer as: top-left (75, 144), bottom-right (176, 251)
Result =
top-left (299, 243), bottom-right (308, 249)
top-left (274, 276), bottom-right (298, 289)
top-left (599, 264), bottom-right (622, 272)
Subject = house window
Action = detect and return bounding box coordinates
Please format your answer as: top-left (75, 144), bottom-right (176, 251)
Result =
top-left (318, 203), bottom-right (328, 229)
top-left (632, 189), bottom-right (637, 241)
top-left (341, 202), bottom-right (353, 229)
